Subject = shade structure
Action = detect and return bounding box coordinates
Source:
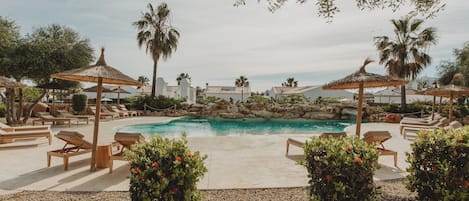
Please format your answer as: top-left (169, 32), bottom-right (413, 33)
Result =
top-left (425, 84), bottom-right (469, 121)
top-left (83, 85), bottom-right (130, 104)
top-left (322, 59), bottom-right (408, 137)
top-left (52, 48), bottom-right (142, 171)
top-left (0, 76), bottom-right (27, 88)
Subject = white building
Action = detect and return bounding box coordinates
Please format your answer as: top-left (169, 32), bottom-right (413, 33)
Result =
top-left (269, 86), bottom-right (354, 101)
top-left (373, 87), bottom-right (443, 104)
top-left (138, 77), bottom-right (196, 104)
top-left (204, 85), bottom-right (251, 102)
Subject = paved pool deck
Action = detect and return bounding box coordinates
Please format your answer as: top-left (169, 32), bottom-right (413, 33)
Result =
top-left (0, 117), bottom-right (412, 194)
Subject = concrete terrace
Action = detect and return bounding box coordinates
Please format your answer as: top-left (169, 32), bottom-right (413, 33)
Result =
top-left (0, 117), bottom-right (410, 194)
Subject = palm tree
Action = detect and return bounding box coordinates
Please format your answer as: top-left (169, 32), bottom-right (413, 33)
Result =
top-left (235, 76), bottom-right (249, 102)
top-left (134, 3), bottom-right (180, 97)
top-left (283, 77), bottom-right (298, 87)
top-left (375, 15), bottom-right (437, 110)
top-left (176, 73), bottom-right (191, 85)
top-left (137, 76), bottom-right (150, 86)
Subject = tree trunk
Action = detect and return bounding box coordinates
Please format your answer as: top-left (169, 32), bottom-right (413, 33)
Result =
top-left (151, 60), bottom-right (158, 97)
top-left (16, 88), bottom-right (23, 122)
top-left (22, 90), bottom-right (47, 124)
top-left (400, 85), bottom-right (407, 111)
top-left (8, 88), bottom-right (16, 124)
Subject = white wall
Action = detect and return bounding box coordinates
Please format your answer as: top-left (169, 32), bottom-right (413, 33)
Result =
top-left (303, 88), bottom-right (354, 100)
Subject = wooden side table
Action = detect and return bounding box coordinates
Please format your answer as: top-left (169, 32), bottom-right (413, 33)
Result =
top-left (96, 144), bottom-right (112, 168)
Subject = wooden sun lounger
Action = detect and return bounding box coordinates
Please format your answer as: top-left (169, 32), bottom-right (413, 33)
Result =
top-left (47, 131), bottom-right (93, 170)
top-left (109, 132), bottom-right (145, 173)
top-left (56, 110), bottom-right (92, 125)
top-left (89, 106), bottom-right (117, 120)
top-left (399, 117), bottom-right (449, 134)
top-left (363, 131), bottom-right (397, 167)
top-left (118, 104), bottom-right (138, 116)
top-left (285, 132), bottom-right (346, 155)
top-left (33, 112), bottom-right (73, 127)
top-left (108, 106), bottom-right (129, 118)
top-left (0, 126), bottom-right (52, 144)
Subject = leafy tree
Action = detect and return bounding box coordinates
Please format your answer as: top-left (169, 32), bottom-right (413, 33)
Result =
top-left (234, 0), bottom-right (445, 21)
top-left (1, 24), bottom-right (93, 124)
top-left (176, 73), bottom-right (191, 85)
top-left (0, 16), bottom-right (20, 74)
top-left (134, 3), bottom-right (180, 97)
top-left (235, 75), bottom-right (249, 102)
top-left (137, 75), bottom-right (150, 86)
top-left (375, 15), bottom-right (437, 110)
top-left (438, 43), bottom-right (469, 87)
top-left (282, 77), bottom-right (298, 87)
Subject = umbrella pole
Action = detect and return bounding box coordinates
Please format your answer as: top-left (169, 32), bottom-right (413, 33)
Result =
top-left (90, 77), bottom-right (103, 172)
top-left (438, 96), bottom-right (442, 113)
top-left (356, 83), bottom-right (364, 137)
top-left (117, 86), bottom-right (121, 105)
top-left (432, 96), bottom-right (436, 120)
top-left (449, 93), bottom-right (453, 121)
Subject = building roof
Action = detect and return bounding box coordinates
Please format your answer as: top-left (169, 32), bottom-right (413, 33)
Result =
top-left (205, 86), bottom-right (251, 94)
top-left (271, 86), bottom-right (321, 95)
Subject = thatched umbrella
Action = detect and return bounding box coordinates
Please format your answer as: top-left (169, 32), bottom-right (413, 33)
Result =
top-left (0, 76), bottom-right (27, 88)
top-left (425, 84), bottom-right (469, 121)
top-left (83, 85), bottom-right (130, 104)
top-left (323, 59), bottom-right (408, 137)
top-left (52, 48), bottom-right (142, 171)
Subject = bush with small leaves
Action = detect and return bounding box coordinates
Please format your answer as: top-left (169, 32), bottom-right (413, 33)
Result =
top-left (125, 135), bottom-right (207, 201)
top-left (406, 127), bottom-right (469, 201)
top-left (71, 94), bottom-right (87, 113)
top-left (303, 136), bottom-right (380, 201)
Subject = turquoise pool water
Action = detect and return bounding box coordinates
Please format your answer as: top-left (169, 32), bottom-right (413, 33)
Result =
top-left (118, 117), bottom-right (354, 137)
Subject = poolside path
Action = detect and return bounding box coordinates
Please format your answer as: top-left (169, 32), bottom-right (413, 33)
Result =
top-left (0, 117), bottom-right (410, 194)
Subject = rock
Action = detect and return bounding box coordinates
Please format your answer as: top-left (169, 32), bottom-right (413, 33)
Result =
top-left (302, 112), bottom-right (336, 120)
top-left (252, 110), bottom-right (274, 119)
top-left (220, 113), bottom-right (245, 119)
top-left (283, 112), bottom-right (301, 119)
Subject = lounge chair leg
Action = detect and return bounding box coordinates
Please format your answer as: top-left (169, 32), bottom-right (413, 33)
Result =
top-left (64, 156), bottom-right (69, 170)
top-left (109, 160), bottom-right (113, 173)
top-left (47, 153), bottom-right (51, 167)
top-left (394, 153), bottom-right (397, 167)
top-left (286, 141), bottom-right (289, 155)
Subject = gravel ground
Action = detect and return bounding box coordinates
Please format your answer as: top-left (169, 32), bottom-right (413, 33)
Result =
top-left (0, 179), bottom-right (416, 201)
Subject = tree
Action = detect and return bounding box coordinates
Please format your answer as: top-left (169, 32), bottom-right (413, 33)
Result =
top-left (176, 73), bottom-right (191, 85)
top-left (375, 15), bottom-right (437, 110)
top-left (137, 75), bottom-right (150, 86)
top-left (438, 43), bottom-right (469, 87)
top-left (234, 0), bottom-right (445, 21)
top-left (283, 77), bottom-right (298, 87)
top-left (134, 3), bottom-right (180, 97)
top-left (0, 16), bottom-right (20, 74)
top-left (235, 75), bottom-right (249, 102)
top-left (1, 24), bottom-right (93, 124)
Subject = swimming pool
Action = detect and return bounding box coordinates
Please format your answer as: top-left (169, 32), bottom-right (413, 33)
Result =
top-left (118, 117), bottom-right (354, 137)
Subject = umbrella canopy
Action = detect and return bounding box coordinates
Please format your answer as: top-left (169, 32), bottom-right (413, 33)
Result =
top-left (52, 47), bottom-right (142, 171)
top-left (323, 59), bottom-right (408, 137)
top-left (425, 84), bottom-right (469, 121)
top-left (0, 76), bottom-right (27, 88)
top-left (83, 85), bottom-right (130, 94)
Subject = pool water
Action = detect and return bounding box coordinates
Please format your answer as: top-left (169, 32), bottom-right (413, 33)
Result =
top-left (118, 117), bottom-right (354, 137)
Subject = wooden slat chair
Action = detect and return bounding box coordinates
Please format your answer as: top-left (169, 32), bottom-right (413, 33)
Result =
top-left (109, 132), bottom-right (145, 173)
top-left (108, 105), bottom-right (129, 118)
top-left (47, 131), bottom-right (93, 170)
top-left (33, 112), bottom-right (73, 127)
top-left (285, 132), bottom-right (346, 155)
top-left (117, 104), bottom-right (138, 117)
top-left (0, 124), bottom-right (52, 144)
top-left (362, 131), bottom-right (397, 167)
top-left (88, 106), bottom-right (116, 120)
top-left (56, 110), bottom-right (92, 125)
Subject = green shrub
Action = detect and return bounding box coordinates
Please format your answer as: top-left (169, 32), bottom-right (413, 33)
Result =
top-left (196, 96), bottom-right (220, 105)
top-left (0, 103), bottom-right (5, 117)
top-left (406, 127), bottom-right (469, 201)
top-left (303, 136), bottom-right (380, 201)
top-left (72, 94), bottom-right (87, 113)
top-left (125, 135), bottom-right (207, 201)
top-left (279, 94), bottom-right (310, 104)
top-left (130, 95), bottom-right (184, 110)
top-left (247, 95), bottom-right (270, 104)
top-left (381, 103), bottom-right (430, 114)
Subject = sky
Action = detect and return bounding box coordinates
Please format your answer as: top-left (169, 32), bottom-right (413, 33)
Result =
top-left (1, 0), bottom-right (468, 92)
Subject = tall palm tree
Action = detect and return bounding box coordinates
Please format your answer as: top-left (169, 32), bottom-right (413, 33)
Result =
top-left (235, 76), bottom-right (249, 102)
top-left (134, 3), bottom-right (180, 97)
top-left (283, 77), bottom-right (298, 87)
top-left (176, 73), bottom-right (191, 85)
top-left (375, 15), bottom-right (437, 110)
top-left (137, 75), bottom-right (149, 86)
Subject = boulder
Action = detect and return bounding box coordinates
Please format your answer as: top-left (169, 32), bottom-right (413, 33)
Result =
top-left (220, 112), bottom-right (245, 119)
